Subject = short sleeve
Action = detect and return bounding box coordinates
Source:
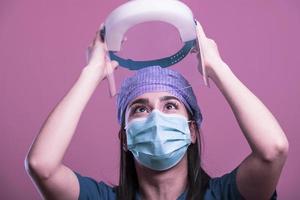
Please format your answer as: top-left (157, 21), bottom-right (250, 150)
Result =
top-left (205, 167), bottom-right (277, 200)
top-left (74, 171), bottom-right (116, 200)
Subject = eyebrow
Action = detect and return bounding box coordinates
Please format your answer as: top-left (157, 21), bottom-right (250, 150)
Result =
top-left (128, 96), bottom-right (181, 108)
top-left (159, 96), bottom-right (181, 103)
top-left (128, 98), bottom-right (149, 108)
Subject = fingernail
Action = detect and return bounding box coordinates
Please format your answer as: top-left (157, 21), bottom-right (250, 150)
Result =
top-left (99, 23), bottom-right (104, 30)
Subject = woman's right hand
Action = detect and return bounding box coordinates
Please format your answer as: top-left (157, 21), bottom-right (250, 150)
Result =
top-left (84, 24), bottom-right (119, 82)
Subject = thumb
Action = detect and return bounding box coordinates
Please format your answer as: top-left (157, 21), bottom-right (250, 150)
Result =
top-left (110, 60), bottom-right (119, 69)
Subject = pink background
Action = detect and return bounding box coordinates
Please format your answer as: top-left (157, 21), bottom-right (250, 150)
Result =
top-left (1, 0), bottom-right (299, 199)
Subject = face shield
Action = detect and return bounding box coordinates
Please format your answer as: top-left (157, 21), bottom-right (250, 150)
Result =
top-left (101, 0), bottom-right (201, 70)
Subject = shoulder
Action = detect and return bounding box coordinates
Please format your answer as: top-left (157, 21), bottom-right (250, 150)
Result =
top-left (74, 171), bottom-right (116, 200)
top-left (204, 167), bottom-right (243, 200)
top-left (204, 167), bottom-right (277, 200)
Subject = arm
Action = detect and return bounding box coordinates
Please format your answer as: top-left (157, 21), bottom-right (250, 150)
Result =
top-left (194, 22), bottom-right (289, 199)
top-left (24, 27), bottom-right (119, 200)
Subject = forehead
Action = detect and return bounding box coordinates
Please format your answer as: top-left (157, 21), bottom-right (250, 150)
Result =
top-left (128, 91), bottom-right (182, 105)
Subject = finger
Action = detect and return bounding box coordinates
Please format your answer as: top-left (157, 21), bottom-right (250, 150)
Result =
top-left (99, 23), bottom-right (104, 31)
top-left (94, 25), bottom-right (105, 45)
top-left (190, 46), bottom-right (199, 54)
top-left (111, 60), bottom-right (119, 69)
top-left (195, 20), bottom-right (207, 41)
top-left (85, 48), bottom-right (90, 63)
top-left (98, 23), bottom-right (105, 43)
top-left (121, 36), bottom-right (127, 44)
top-left (92, 37), bottom-right (97, 45)
top-left (94, 30), bottom-right (102, 44)
top-left (195, 22), bottom-right (208, 87)
top-left (106, 61), bottom-right (117, 97)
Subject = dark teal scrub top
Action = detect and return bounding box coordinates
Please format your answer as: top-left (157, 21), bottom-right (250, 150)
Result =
top-left (74, 167), bottom-right (277, 200)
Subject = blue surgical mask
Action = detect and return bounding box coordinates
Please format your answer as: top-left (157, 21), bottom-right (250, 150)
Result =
top-left (125, 110), bottom-right (192, 171)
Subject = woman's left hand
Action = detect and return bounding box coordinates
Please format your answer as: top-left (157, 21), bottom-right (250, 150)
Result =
top-left (191, 21), bottom-right (225, 82)
top-left (191, 21), bottom-right (288, 200)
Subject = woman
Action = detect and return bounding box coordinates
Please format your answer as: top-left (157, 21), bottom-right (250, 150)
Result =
top-left (25, 22), bottom-right (288, 200)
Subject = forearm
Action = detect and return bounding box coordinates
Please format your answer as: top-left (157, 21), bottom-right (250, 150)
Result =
top-left (209, 61), bottom-right (288, 161)
top-left (26, 66), bottom-right (101, 178)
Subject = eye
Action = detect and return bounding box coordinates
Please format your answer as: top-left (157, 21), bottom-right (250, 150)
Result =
top-left (134, 106), bottom-right (147, 113)
top-left (164, 102), bottom-right (179, 111)
top-left (130, 105), bottom-right (149, 115)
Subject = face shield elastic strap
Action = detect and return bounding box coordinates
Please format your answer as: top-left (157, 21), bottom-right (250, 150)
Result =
top-left (100, 24), bottom-right (197, 70)
top-left (107, 39), bottom-right (197, 70)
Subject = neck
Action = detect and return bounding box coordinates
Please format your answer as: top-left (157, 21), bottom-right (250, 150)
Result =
top-left (135, 154), bottom-right (189, 200)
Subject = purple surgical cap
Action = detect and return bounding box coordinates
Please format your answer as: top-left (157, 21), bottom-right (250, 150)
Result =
top-left (116, 65), bottom-right (203, 127)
